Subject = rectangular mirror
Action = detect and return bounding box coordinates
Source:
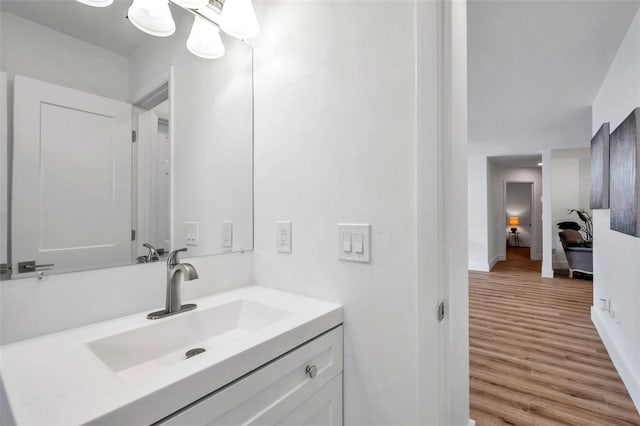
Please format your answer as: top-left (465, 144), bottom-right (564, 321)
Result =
top-left (0, 0), bottom-right (253, 278)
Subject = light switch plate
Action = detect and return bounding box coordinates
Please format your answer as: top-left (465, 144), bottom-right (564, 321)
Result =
top-left (277, 221), bottom-right (292, 253)
top-left (338, 224), bottom-right (371, 262)
top-left (222, 221), bottom-right (233, 249)
top-left (185, 222), bottom-right (199, 246)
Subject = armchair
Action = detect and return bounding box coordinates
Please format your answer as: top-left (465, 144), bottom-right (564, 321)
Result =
top-left (558, 229), bottom-right (593, 278)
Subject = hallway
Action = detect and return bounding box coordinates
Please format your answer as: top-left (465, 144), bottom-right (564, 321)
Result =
top-left (469, 253), bottom-right (640, 425)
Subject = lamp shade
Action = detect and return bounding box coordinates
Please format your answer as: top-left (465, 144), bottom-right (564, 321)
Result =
top-left (75, 0), bottom-right (114, 7)
top-left (128, 0), bottom-right (176, 37)
top-left (508, 217), bottom-right (520, 227)
top-left (187, 16), bottom-right (225, 59)
top-left (219, 0), bottom-right (259, 40)
top-left (171, 0), bottom-right (209, 9)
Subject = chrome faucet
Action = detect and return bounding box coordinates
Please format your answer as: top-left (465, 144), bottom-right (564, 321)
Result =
top-left (147, 248), bottom-right (199, 319)
top-left (143, 243), bottom-right (161, 262)
top-left (136, 243), bottom-right (161, 263)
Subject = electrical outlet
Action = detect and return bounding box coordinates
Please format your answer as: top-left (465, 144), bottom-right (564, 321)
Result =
top-left (185, 222), bottom-right (199, 246)
top-left (222, 221), bottom-right (233, 249)
top-left (277, 221), bottom-right (292, 253)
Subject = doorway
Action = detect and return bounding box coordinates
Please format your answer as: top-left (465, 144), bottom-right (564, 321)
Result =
top-left (505, 182), bottom-right (534, 261)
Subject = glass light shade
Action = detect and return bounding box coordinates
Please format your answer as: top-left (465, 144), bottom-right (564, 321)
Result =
top-left (128, 0), bottom-right (176, 37)
top-left (508, 217), bottom-right (520, 227)
top-left (75, 0), bottom-right (114, 7)
top-left (219, 0), bottom-right (259, 40)
top-left (187, 17), bottom-right (225, 59)
top-left (171, 0), bottom-right (209, 9)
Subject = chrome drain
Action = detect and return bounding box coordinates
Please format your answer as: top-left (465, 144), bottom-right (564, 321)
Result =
top-left (185, 348), bottom-right (206, 359)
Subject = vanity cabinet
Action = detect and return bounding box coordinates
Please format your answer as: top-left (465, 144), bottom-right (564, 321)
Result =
top-left (157, 326), bottom-right (343, 426)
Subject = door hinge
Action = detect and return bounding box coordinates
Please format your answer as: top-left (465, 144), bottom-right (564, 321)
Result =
top-left (437, 300), bottom-right (446, 322)
top-left (131, 229), bottom-right (136, 241)
top-left (132, 130), bottom-right (137, 143)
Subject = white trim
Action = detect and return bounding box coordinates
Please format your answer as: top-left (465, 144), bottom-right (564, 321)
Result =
top-left (489, 254), bottom-right (504, 270)
top-left (591, 307), bottom-right (640, 414)
top-left (468, 262), bottom-right (490, 272)
top-left (468, 420), bottom-right (476, 426)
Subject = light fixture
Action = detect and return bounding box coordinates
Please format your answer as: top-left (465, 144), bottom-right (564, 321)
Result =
top-left (187, 16), bottom-right (225, 59)
top-left (128, 0), bottom-right (176, 37)
top-left (75, 0), bottom-right (114, 7)
top-left (508, 216), bottom-right (520, 233)
top-left (171, 0), bottom-right (209, 9)
top-left (537, 162), bottom-right (543, 166)
top-left (219, 0), bottom-right (259, 40)
top-left (79, 0), bottom-right (259, 59)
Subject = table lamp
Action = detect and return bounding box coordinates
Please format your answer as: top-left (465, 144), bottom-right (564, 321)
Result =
top-left (508, 216), bottom-right (520, 233)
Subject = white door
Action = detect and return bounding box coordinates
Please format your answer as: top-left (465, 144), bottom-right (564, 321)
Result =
top-left (1, 72), bottom-right (8, 276)
top-left (136, 110), bottom-right (171, 257)
top-left (12, 75), bottom-right (132, 276)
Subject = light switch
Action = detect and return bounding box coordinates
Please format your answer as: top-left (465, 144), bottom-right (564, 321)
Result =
top-left (338, 224), bottom-right (371, 263)
top-left (343, 232), bottom-right (352, 252)
top-left (222, 221), bottom-right (233, 249)
top-left (185, 222), bottom-right (199, 246)
top-left (353, 233), bottom-right (364, 253)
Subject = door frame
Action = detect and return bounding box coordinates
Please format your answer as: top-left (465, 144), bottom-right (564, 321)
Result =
top-left (132, 74), bottom-right (170, 260)
top-left (503, 180), bottom-right (537, 259)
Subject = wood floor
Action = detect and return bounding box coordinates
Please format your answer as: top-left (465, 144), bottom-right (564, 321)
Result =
top-left (470, 247), bottom-right (640, 425)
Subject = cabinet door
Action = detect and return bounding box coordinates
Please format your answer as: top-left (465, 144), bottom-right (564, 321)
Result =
top-left (275, 374), bottom-right (343, 426)
top-left (158, 326), bottom-right (343, 426)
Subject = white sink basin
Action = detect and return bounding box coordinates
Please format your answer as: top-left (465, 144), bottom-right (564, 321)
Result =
top-left (88, 300), bottom-right (295, 379)
top-left (0, 286), bottom-right (342, 426)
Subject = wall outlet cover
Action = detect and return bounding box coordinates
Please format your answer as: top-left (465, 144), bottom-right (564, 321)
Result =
top-left (185, 222), bottom-right (199, 246)
top-left (277, 221), bottom-right (292, 253)
top-left (222, 221), bottom-right (233, 249)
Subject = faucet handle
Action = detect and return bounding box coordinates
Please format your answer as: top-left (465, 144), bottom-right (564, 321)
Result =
top-left (143, 243), bottom-right (160, 262)
top-left (167, 248), bottom-right (188, 268)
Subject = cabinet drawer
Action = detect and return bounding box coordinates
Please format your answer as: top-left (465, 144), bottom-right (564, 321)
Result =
top-left (157, 325), bottom-right (343, 426)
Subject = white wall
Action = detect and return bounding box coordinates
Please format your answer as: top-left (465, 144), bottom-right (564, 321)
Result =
top-left (488, 166), bottom-right (543, 265)
top-left (506, 182), bottom-right (533, 247)
top-left (128, 14), bottom-right (253, 256)
top-left (591, 8), bottom-right (640, 413)
top-left (252, 1), bottom-right (468, 424)
top-left (468, 154), bottom-right (491, 270)
top-left (0, 12), bottom-right (129, 102)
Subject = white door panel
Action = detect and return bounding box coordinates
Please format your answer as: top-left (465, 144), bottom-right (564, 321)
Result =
top-left (1, 72), bottom-right (8, 275)
top-left (12, 75), bottom-right (132, 276)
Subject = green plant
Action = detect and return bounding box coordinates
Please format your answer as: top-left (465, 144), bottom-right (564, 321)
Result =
top-left (568, 208), bottom-right (593, 242)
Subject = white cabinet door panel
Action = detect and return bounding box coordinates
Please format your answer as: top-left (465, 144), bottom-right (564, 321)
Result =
top-left (275, 375), bottom-right (343, 426)
top-left (12, 75), bottom-right (132, 275)
top-left (158, 326), bottom-right (343, 426)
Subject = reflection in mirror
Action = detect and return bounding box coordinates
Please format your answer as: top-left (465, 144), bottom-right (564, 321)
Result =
top-left (0, 0), bottom-right (253, 279)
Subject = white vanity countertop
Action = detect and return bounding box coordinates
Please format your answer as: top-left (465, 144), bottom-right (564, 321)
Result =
top-left (0, 286), bottom-right (343, 425)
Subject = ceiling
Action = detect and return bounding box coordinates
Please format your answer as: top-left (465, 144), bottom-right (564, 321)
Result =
top-left (0, 0), bottom-right (153, 56)
top-left (468, 0), bottom-right (640, 151)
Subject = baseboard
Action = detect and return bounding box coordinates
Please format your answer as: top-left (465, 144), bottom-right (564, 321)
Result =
top-left (591, 307), bottom-right (640, 414)
top-left (488, 255), bottom-right (504, 270)
top-left (468, 262), bottom-right (490, 272)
